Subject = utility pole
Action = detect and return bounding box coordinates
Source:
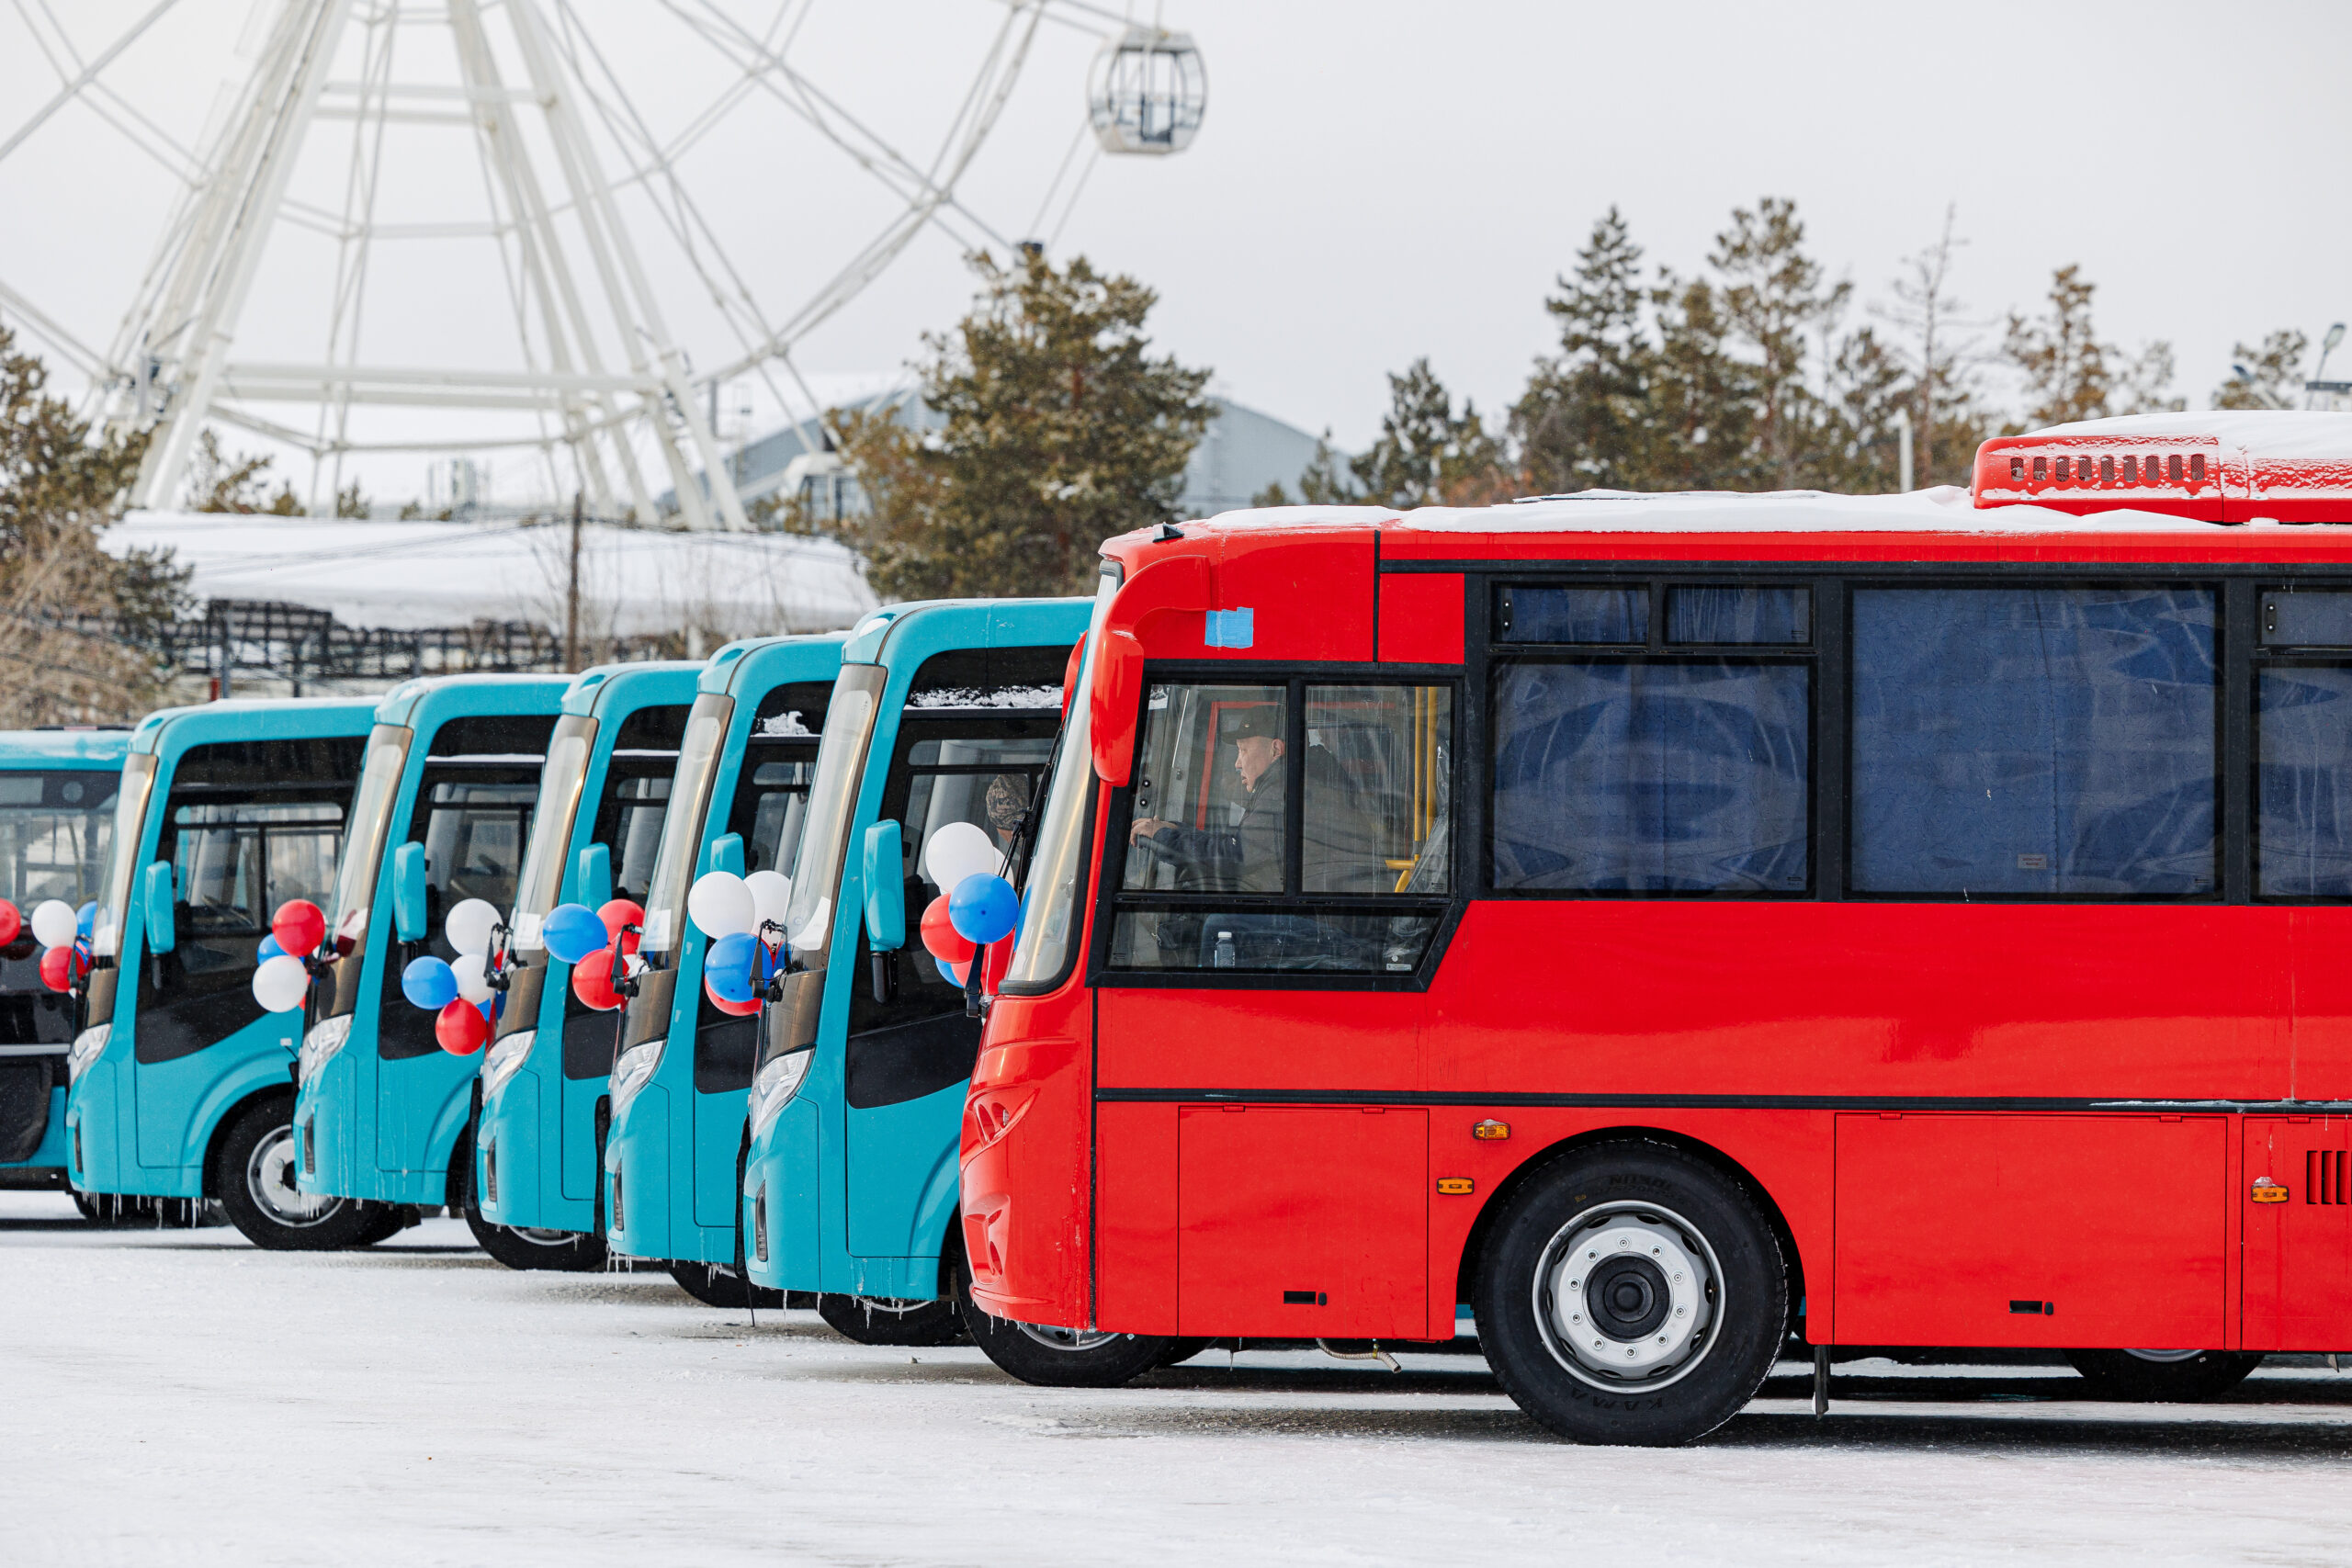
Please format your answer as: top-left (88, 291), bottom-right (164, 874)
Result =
top-left (1895, 411), bottom-right (1915, 494)
top-left (565, 491), bottom-right (583, 671)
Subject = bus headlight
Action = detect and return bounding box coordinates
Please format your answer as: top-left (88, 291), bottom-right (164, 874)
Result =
top-left (66, 1024), bottom-right (109, 1084)
top-left (299, 1015), bottom-right (352, 1085)
top-left (481, 1029), bottom-right (535, 1100)
top-left (749, 1048), bottom-right (814, 1140)
top-left (609, 1041), bottom-right (662, 1117)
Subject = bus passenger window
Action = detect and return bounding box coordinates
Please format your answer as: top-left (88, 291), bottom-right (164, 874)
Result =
top-left (1490, 661), bottom-right (1810, 893)
top-left (1110, 681), bottom-right (1453, 977)
top-left (1850, 586), bottom-right (2215, 897)
top-left (1666, 585), bottom-right (1810, 645)
top-left (1497, 586), bottom-right (1646, 644)
top-left (2258, 665), bottom-right (2352, 896)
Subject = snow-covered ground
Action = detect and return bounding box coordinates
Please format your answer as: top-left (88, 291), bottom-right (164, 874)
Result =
top-left (5, 1190), bottom-right (2348, 1567)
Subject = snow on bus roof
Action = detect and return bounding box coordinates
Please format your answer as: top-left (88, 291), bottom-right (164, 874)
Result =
top-left (1196, 487), bottom-right (2234, 536)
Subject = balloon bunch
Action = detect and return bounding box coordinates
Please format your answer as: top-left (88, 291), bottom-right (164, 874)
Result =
top-left (684, 869), bottom-right (791, 1016)
top-left (916, 822), bottom-right (1019, 992)
top-left (250, 899), bottom-right (330, 1013)
top-left (395, 897), bottom-right (507, 1054)
top-left (27, 897), bottom-right (90, 994)
top-left (537, 897), bottom-right (652, 1013)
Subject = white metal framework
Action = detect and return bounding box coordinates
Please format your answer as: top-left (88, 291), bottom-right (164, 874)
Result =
top-left (0, 0), bottom-right (1204, 526)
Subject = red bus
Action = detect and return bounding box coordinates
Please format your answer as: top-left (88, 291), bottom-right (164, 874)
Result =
top-left (961, 412), bottom-right (2352, 1445)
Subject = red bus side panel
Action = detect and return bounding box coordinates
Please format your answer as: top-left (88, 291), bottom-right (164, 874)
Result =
top-left (1098, 988), bottom-right (1424, 1094)
top-left (2290, 908), bottom-right (2352, 1100)
top-left (1833, 1113), bottom-right (2227, 1348)
top-left (1377, 572), bottom-right (1464, 665)
top-left (1176, 1104), bottom-right (1428, 1337)
top-left (2242, 1115), bottom-right (2351, 1351)
top-left (1094, 1100), bottom-right (1179, 1335)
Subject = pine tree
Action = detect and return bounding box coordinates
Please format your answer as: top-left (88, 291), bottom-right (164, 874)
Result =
top-left (833, 251), bottom-right (1212, 599)
top-left (0, 325), bottom-right (187, 723)
top-left (1876, 207), bottom-right (1991, 487)
top-left (2003, 265), bottom-right (2179, 427)
top-left (2215, 330), bottom-right (2310, 409)
top-left (1645, 270), bottom-right (1754, 490)
top-left (1711, 197), bottom-right (1851, 488)
top-left (1514, 209), bottom-right (1657, 493)
top-left (1346, 359), bottom-right (1510, 508)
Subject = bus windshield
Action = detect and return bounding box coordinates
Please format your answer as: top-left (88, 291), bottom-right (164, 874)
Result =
top-left (88, 754), bottom-right (154, 963)
top-left (325, 727), bottom-right (414, 955)
top-left (1003, 565), bottom-right (1117, 988)
top-left (509, 716), bottom-right (597, 949)
top-left (639, 696), bottom-right (731, 957)
top-left (778, 665), bottom-right (884, 963)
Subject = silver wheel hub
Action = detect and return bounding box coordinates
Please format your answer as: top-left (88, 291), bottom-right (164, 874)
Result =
top-left (2124, 1348), bottom-right (2205, 1363)
top-left (247, 1124), bottom-right (341, 1227)
top-left (1536, 1201), bottom-right (1719, 1391)
top-left (511, 1227), bottom-right (579, 1247)
top-left (1014, 1322), bottom-right (1121, 1353)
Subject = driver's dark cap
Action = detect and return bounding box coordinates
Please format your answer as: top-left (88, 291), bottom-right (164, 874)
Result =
top-left (1225, 705), bottom-right (1282, 742)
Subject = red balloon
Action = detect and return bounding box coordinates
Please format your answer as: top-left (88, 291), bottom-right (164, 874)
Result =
top-left (571, 948), bottom-right (622, 1011)
top-left (38, 944), bottom-right (86, 993)
top-left (919, 896), bottom-right (976, 964)
top-left (0, 900), bottom-right (21, 947)
top-left (598, 899), bottom-right (645, 957)
top-left (272, 899), bottom-right (327, 958)
top-left (705, 980), bottom-right (760, 1018)
top-left (982, 937), bottom-right (1013, 996)
top-left (435, 998), bottom-right (492, 1055)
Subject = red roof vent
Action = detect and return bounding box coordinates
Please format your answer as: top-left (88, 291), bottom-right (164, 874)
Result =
top-left (1972, 413), bottom-right (2352, 524)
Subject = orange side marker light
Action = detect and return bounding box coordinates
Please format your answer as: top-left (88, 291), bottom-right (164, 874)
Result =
top-left (2252, 1177), bottom-right (2290, 1203)
top-left (1436, 1178), bottom-right (1475, 1195)
top-left (1471, 1120), bottom-right (1510, 1141)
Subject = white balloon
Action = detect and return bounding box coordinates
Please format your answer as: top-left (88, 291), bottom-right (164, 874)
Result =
top-left (743, 869), bottom-right (793, 933)
top-left (687, 871), bottom-right (755, 938)
top-left (29, 899), bottom-right (76, 950)
top-left (445, 897), bottom-right (500, 957)
top-left (451, 951), bottom-right (494, 1005)
top-left (250, 953), bottom-right (311, 1014)
top-left (922, 821), bottom-right (1000, 892)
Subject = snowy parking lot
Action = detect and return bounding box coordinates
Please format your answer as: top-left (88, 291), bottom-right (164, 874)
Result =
top-left (5, 1192), bottom-right (2349, 1568)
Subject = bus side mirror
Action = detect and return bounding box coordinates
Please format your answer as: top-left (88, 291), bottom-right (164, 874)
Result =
top-left (862, 820), bottom-right (905, 951)
top-left (575, 842), bottom-right (612, 908)
top-left (1090, 628), bottom-right (1144, 786)
top-left (707, 832), bottom-right (744, 878)
top-left (140, 862), bottom-right (175, 955)
top-left (391, 842), bottom-right (427, 942)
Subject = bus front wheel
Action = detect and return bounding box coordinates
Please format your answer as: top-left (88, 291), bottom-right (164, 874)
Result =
top-left (668, 1259), bottom-right (784, 1310)
top-left (816, 1292), bottom-right (964, 1347)
top-left (1476, 1139), bottom-right (1786, 1447)
top-left (2065, 1348), bottom-right (2264, 1401)
top-left (953, 1260), bottom-right (1173, 1386)
top-left (211, 1098), bottom-right (381, 1252)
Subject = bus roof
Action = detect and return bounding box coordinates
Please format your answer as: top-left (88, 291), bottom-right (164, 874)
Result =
top-left (0, 728), bottom-right (131, 768)
top-left (130, 696), bottom-right (378, 755)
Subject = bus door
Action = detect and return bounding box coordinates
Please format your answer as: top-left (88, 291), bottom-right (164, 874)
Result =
top-left (684, 697), bottom-right (825, 1227)
top-left (0, 769), bottom-right (113, 1166)
top-left (844, 711), bottom-right (1057, 1258)
top-left (1093, 678), bottom-right (1454, 1338)
top-left (374, 728), bottom-right (544, 1171)
top-left (135, 740), bottom-right (358, 1168)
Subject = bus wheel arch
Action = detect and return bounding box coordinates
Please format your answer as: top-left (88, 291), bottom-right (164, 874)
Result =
top-left (1454, 1125), bottom-right (1808, 1348)
top-left (206, 1090), bottom-right (385, 1251)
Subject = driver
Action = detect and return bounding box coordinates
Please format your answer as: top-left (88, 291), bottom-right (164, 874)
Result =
top-left (1126, 705), bottom-right (1284, 894)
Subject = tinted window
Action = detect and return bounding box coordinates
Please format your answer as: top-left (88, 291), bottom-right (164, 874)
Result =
top-left (1667, 585), bottom-right (1811, 645)
top-left (2259, 666), bottom-right (2352, 896)
top-left (1850, 586), bottom-right (2216, 896)
top-left (1491, 660), bottom-right (1810, 893)
top-left (2262, 590), bottom-right (2352, 648)
top-left (1497, 585), bottom-right (1646, 644)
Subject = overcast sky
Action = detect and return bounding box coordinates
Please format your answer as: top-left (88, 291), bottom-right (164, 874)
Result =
top-left (3, 0), bottom-right (2347, 501)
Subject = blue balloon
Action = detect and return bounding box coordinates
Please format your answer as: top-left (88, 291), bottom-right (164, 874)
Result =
top-left (706, 931), bottom-right (759, 1004)
top-left (542, 903), bottom-right (609, 966)
top-left (935, 956), bottom-right (964, 987)
top-left (401, 954), bottom-right (458, 1011)
top-left (948, 874), bottom-right (1019, 945)
top-left (75, 900), bottom-right (96, 939)
top-left (256, 934), bottom-right (286, 964)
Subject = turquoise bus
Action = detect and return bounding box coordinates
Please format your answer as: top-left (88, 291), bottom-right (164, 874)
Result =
top-left (292, 675), bottom-right (567, 1231)
top-left (468, 660), bottom-right (700, 1269)
top-left (594, 634), bottom-right (846, 1304)
top-left (732, 599), bottom-right (1086, 1344)
top-left (0, 728), bottom-right (126, 1209)
top-left (64, 700), bottom-right (385, 1247)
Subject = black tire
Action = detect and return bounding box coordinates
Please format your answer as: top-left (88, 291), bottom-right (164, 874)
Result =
top-left (448, 1124), bottom-right (606, 1271)
top-left (669, 1258), bottom-right (785, 1310)
top-left (956, 1281), bottom-right (1173, 1385)
top-left (352, 1204), bottom-right (419, 1247)
top-left (1475, 1139), bottom-right (1785, 1447)
top-left (2065, 1348), bottom-right (2265, 1401)
top-left (211, 1097), bottom-right (382, 1251)
top-left (1157, 1337), bottom-right (1214, 1369)
top-left (817, 1291), bottom-right (965, 1347)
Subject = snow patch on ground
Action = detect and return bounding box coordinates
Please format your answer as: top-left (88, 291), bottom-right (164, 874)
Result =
top-left (4, 1191), bottom-right (2348, 1566)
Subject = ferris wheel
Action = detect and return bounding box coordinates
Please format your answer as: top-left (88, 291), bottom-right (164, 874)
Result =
top-left (0, 1), bottom-right (1207, 528)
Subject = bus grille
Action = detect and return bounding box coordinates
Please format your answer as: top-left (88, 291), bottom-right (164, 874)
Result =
top-left (2311, 1150), bottom-right (2346, 1205)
